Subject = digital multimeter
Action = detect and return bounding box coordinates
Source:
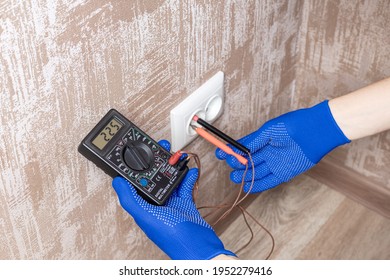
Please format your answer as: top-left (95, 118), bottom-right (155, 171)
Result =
top-left (78, 109), bottom-right (189, 205)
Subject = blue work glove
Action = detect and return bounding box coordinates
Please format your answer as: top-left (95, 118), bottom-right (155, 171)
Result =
top-left (112, 140), bottom-right (235, 260)
top-left (216, 100), bottom-right (350, 193)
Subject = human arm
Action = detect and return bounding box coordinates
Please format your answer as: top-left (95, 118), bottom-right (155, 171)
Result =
top-left (329, 77), bottom-right (390, 140)
top-left (216, 77), bottom-right (390, 193)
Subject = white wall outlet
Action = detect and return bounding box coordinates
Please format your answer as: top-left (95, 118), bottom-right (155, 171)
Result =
top-left (170, 71), bottom-right (224, 151)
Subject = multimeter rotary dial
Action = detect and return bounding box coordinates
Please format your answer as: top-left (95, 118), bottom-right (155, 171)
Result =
top-left (123, 141), bottom-right (154, 171)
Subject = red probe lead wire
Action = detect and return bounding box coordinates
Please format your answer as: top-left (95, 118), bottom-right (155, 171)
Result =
top-left (192, 125), bottom-right (248, 165)
top-left (192, 115), bottom-right (250, 155)
top-left (191, 115), bottom-right (248, 165)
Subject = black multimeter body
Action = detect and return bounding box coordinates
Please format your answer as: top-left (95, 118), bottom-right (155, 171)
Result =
top-left (78, 109), bottom-right (188, 205)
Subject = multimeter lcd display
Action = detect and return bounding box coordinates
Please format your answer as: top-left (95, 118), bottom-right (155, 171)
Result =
top-left (92, 118), bottom-right (123, 150)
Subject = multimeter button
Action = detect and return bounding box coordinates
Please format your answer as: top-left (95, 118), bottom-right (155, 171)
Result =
top-left (139, 178), bottom-right (148, 187)
top-left (123, 142), bottom-right (153, 171)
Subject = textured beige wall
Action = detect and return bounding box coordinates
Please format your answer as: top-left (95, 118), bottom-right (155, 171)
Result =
top-left (3, 0), bottom-right (388, 260)
top-left (295, 0), bottom-right (390, 189)
top-left (0, 0), bottom-right (301, 259)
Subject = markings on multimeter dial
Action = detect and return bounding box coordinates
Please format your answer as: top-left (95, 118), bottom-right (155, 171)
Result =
top-left (78, 109), bottom-right (188, 206)
top-left (106, 127), bottom-right (166, 193)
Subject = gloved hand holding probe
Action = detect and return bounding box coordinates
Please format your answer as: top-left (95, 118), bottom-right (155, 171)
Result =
top-left (216, 100), bottom-right (350, 193)
top-left (216, 77), bottom-right (390, 193)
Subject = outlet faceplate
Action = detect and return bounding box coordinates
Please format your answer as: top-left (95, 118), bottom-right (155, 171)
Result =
top-left (170, 71), bottom-right (224, 151)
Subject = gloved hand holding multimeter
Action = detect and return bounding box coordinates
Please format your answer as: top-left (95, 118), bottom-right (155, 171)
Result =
top-left (112, 140), bottom-right (235, 260)
top-left (78, 109), bottom-right (235, 259)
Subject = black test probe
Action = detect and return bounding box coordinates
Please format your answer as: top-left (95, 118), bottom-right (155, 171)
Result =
top-left (192, 115), bottom-right (250, 155)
